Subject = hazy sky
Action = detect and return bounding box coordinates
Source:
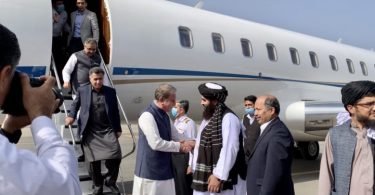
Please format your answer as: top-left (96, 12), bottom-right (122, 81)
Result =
top-left (169, 0), bottom-right (375, 50)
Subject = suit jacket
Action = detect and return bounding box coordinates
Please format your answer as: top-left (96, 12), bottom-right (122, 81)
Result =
top-left (68, 9), bottom-right (99, 45)
top-left (246, 117), bottom-right (294, 195)
top-left (68, 85), bottom-right (122, 137)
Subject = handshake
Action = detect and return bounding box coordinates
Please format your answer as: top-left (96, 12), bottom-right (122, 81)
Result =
top-left (179, 140), bottom-right (196, 153)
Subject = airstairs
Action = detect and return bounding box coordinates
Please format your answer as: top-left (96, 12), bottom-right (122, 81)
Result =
top-left (50, 53), bottom-right (136, 195)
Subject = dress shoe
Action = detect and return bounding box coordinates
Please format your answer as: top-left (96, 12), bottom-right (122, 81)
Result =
top-left (105, 180), bottom-right (120, 194)
top-left (92, 185), bottom-right (103, 195)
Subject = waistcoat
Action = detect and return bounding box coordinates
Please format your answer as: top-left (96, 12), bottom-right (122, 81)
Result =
top-left (134, 103), bottom-right (173, 180)
top-left (72, 51), bottom-right (101, 91)
top-left (330, 120), bottom-right (356, 195)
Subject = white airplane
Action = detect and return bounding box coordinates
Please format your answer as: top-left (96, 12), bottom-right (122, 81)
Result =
top-left (1, 0), bottom-right (374, 160)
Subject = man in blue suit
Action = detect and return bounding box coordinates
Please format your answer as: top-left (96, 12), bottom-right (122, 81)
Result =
top-left (66, 67), bottom-right (122, 195)
top-left (246, 95), bottom-right (294, 195)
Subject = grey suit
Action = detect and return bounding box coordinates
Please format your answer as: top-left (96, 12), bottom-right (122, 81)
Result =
top-left (68, 9), bottom-right (99, 46)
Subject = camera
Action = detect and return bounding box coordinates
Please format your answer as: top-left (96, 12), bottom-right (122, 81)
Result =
top-left (1, 71), bottom-right (64, 116)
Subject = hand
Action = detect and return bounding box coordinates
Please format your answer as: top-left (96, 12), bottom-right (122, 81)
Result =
top-left (65, 116), bottom-right (75, 126)
top-left (20, 74), bottom-right (59, 120)
top-left (63, 82), bottom-right (70, 89)
top-left (179, 140), bottom-right (192, 153)
top-left (53, 12), bottom-right (60, 23)
top-left (207, 175), bottom-right (221, 193)
top-left (186, 166), bottom-right (192, 175)
top-left (116, 131), bottom-right (122, 138)
top-left (185, 140), bottom-right (196, 149)
top-left (1, 114), bottom-right (30, 134)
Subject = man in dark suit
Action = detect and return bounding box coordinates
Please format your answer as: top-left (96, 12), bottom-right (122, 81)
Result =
top-left (243, 95), bottom-right (261, 162)
top-left (66, 67), bottom-right (122, 195)
top-left (68, 0), bottom-right (99, 54)
top-left (246, 95), bottom-right (294, 195)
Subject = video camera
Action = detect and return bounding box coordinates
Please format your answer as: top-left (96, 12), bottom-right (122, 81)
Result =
top-left (1, 71), bottom-right (64, 116)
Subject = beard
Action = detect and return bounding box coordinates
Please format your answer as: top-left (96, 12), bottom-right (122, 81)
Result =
top-left (356, 113), bottom-right (375, 128)
top-left (202, 102), bottom-right (216, 120)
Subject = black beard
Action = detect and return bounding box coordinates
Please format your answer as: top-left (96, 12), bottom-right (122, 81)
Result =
top-left (356, 114), bottom-right (375, 128)
top-left (202, 103), bottom-right (216, 120)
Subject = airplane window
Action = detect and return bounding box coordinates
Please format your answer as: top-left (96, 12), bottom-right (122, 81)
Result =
top-left (212, 33), bottom-right (224, 53)
top-left (309, 51), bottom-right (319, 68)
top-left (266, 43), bottom-right (277, 61)
top-left (360, 61), bottom-right (368, 76)
top-left (329, 55), bottom-right (338, 71)
top-left (240, 38), bottom-right (253, 57)
top-left (178, 26), bottom-right (193, 48)
top-left (346, 59), bottom-right (355, 74)
top-left (289, 48), bottom-right (300, 65)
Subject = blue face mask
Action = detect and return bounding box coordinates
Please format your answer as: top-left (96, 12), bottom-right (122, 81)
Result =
top-left (56, 4), bottom-right (65, 13)
top-left (171, 107), bottom-right (178, 118)
top-left (245, 108), bottom-right (255, 116)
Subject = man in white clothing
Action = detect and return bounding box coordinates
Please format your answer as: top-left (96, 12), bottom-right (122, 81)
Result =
top-left (132, 84), bottom-right (195, 195)
top-left (191, 82), bottom-right (246, 195)
top-left (171, 100), bottom-right (197, 195)
top-left (0, 24), bottom-right (81, 194)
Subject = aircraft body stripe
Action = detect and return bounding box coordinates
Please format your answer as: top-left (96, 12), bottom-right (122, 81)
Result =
top-left (16, 66), bottom-right (46, 77)
top-left (112, 67), bottom-right (345, 87)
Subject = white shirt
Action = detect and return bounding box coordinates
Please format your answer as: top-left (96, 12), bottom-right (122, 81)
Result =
top-left (174, 115), bottom-right (197, 140)
top-left (192, 113), bottom-right (240, 181)
top-left (62, 53), bottom-right (109, 85)
top-left (0, 116), bottom-right (81, 195)
top-left (174, 115), bottom-right (197, 166)
top-left (245, 114), bottom-right (255, 125)
top-left (138, 111), bottom-right (182, 152)
top-left (260, 118), bottom-right (275, 135)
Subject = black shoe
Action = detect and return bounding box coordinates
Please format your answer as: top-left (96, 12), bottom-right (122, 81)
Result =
top-left (77, 155), bottom-right (85, 162)
top-left (92, 185), bottom-right (103, 195)
top-left (105, 180), bottom-right (120, 194)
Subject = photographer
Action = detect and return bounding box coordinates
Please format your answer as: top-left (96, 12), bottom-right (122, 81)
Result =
top-left (0, 24), bottom-right (81, 194)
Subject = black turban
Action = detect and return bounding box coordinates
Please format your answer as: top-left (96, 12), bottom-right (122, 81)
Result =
top-left (198, 82), bottom-right (228, 103)
top-left (341, 80), bottom-right (375, 108)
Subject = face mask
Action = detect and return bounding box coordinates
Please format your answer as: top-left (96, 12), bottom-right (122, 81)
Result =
top-left (56, 4), bottom-right (65, 13)
top-left (171, 107), bottom-right (178, 118)
top-left (245, 108), bottom-right (255, 116)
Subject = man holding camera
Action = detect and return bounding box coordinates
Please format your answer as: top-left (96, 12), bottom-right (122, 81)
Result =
top-left (0, 24), bottom-right (81, 194)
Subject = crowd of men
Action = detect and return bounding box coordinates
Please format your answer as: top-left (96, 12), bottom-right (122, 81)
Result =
top-left (1, 0), bottom-right (375, 194)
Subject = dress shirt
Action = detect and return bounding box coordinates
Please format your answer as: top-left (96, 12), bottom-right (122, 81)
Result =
top-left (174, 115), bottom-right (197, 166)
top-left (73, 11), bottom-right (84, 38)
top-left (0, 116), bottom-right (81, 195)
top-left (62, 53), bottom-right (109, 85)
top-left (260, 118), bottom-right (275, 135)
top-left (192, 112), bottom-right (240, 181)
top-left (246, 114), bottom-right (255, 125)
top-left (174, 115), bottom-right (196, 140)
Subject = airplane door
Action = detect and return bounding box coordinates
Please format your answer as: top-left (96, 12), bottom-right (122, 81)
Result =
top-left (0, 0), bottom-right (52, 76)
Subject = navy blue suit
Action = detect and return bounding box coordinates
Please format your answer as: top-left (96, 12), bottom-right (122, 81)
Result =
top-left (68, 84), bottom-right (122, 137)
top-left (246, 117), bottom-right (294, 195)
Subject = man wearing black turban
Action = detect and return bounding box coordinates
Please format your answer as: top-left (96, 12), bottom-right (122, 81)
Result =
top-left (191, 82), bottom-right (247, 194)
top-left (319, 80), bottom-right (375, 195)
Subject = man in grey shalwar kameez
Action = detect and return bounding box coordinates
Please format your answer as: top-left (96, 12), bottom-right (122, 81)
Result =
top-left (66, 67), bottom-right (122, 195)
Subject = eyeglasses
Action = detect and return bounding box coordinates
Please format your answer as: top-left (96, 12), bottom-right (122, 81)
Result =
top-left (355, 101), bottom-right (375, 109)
